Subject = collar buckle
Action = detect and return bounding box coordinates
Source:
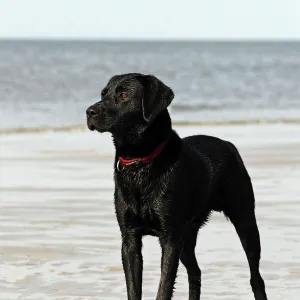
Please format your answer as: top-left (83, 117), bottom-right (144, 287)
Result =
top-left (125, 158), bottom-right (142, 167)
top-left (117, 158), bottom-right (142, 172)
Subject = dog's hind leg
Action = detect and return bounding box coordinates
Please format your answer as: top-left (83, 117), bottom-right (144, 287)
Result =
top-left (220, 146), bottom-right (268, 300)
top-left (180, 228), bottom-right (201, 300)
top-left (228, 213), bottom-right (268, 300)
top-left (222, 176), bottom-right (268, 299)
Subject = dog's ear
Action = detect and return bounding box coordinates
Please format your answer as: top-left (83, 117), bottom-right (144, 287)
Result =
top-left (139, 75), bottom-right (174, 123)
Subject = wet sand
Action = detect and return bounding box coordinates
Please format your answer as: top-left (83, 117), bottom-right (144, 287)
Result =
top-left (1, 124), bottom-right (300, 299)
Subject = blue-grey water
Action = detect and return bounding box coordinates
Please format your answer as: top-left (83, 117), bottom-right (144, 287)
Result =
top-left (1, 40), bottom-right (300, 131)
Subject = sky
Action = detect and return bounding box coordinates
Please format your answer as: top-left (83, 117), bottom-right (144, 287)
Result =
top-left (0, 0), bottom-right (299, 40)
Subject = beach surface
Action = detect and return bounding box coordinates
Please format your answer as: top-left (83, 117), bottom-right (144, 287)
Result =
top-left (1, 124), bottom-right (300, 299)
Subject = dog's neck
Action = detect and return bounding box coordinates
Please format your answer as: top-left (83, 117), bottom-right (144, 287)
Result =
top-left (112, 110), bottom-right (172, 159)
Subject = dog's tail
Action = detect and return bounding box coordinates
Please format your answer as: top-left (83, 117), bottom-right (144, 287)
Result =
top-left (226, 141), bottom-right (245, 164)
top-left (225, 140), bottom-right (252, 182)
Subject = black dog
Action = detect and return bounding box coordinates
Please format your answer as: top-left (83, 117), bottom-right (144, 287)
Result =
top-left (86, 73), bottom-right (268, 300)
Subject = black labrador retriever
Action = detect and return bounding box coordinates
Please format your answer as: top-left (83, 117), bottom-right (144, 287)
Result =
top-left (86, 73), bottom-right (268, 300)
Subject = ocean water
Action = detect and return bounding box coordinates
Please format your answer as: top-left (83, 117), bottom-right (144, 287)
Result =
top-left (1, 40), bottom-right (300, 131)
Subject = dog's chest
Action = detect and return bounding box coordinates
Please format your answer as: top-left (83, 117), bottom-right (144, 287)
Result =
top-left (120, 178), bottom-right (166, 235)
top-left (116, 167), bottom-right (172, 236)
top-left (126, 198), bottom-right (163, 236)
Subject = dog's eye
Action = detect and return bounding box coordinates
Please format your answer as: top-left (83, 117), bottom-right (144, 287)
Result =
top-left (121, 92), bottom-right (128, 101)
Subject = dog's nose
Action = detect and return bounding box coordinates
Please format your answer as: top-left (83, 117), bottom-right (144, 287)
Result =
top-left (86, 107), bottom-right (98, 117)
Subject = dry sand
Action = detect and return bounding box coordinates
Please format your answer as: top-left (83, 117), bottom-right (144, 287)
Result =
top-left (0, 124), bottom-right (300, 299)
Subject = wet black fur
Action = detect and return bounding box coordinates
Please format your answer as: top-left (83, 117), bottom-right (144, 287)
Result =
top-left (86, 73), bottom-right (268, 300)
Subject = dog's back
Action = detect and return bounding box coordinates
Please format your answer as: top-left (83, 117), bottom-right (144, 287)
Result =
top-left (183, 134), bottom-right (254, 214)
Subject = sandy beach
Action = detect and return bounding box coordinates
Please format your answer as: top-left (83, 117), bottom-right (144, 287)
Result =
top-left (1, 123), bottom-right (300, 300)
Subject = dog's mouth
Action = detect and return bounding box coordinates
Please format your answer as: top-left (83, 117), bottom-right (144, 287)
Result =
top-left (88, 123), bottom-right (95, 131)
top-left (86, 111), bottom-right (114, 133)
top-left (87, 118), bottom-right (108, 133)
top-left (86, 118), bottom-right (96, 131)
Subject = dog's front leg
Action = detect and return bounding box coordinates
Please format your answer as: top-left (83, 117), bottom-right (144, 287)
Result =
top-left (121, 233), bottom-right (143, 300)
top-left (156, 237), bottom-right (181, 300)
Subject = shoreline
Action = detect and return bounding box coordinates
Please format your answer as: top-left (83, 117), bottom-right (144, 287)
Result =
top-left (1, 118), bottom-right (300, 135)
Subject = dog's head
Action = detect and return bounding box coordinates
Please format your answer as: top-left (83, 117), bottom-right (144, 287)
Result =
top-left (86, 73), bottom-right (174, 133)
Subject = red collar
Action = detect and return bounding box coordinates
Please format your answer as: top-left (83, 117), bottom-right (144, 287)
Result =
top-left (117, 138), bottom-right (169, 171)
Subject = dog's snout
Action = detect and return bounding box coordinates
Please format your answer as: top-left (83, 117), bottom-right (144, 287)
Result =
top-left (86, 107), bottom-right (98, 117)
top-left (86, 104), bottom-right (106, 118)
